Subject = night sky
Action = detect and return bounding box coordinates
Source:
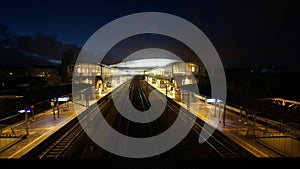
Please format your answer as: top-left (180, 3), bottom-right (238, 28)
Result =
top-left (0, 0), bottom-right (299, 68)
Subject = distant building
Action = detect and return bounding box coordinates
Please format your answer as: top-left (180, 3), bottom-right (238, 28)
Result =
top-left (0, 66), bottom-right (29, 77)
top-left (29, 65), bottom-right (61, 85)
top-left (0, 65), bottom-right (61, 89)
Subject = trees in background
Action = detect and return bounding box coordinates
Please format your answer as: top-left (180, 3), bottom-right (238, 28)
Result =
top-left (60, 48), bottom-right (75, 82)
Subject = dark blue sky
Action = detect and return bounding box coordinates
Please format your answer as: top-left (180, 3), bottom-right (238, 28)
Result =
top-left (0, 0), bottom-right (299, 68)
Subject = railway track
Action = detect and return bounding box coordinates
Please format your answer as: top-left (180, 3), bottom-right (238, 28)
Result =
top-left (22, 78), bottom-right (254, 159)
top-left (83, 78), bottom-right (254, 158)
top-left (37, 120), bottom-right (83, 158)
top-left (21, 93), bottom-right (113, 159)
top-left (21, 117), bottom-right (83, 159)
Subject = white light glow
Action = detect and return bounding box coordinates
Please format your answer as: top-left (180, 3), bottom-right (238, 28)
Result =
top-left (58, 96), bottom-right (69, 102)
top-left (206, 98), bottom-right (223, 103)
top-left (111, 59), bottom-right (179, 68)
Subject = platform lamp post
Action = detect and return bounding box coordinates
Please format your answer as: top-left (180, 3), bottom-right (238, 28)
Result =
top-left (165, 83), bottom-right (168, 96)
top-left (51, 99), bottom-right (55, 122)
top-left (18, 108), bottom-right (29, 136)
top-left (239, 107), bottom-right (243, 122)
top-left (213, 99), bottom-right (217, 117)
top-left (252, 110), bottom-right (257, 142)
top-left (25, 107), bottom-right (34, 134)
top-left (187, 92), bottom-right (190, 112)
top-left (24, 108), bottom-right (29, 135)
top-left (218, 100), bottom-right (221, 123)
top-left (223, 105), bottom-right (226, 126)
top-left (30, 105), bottom-right (35, 121)
top-left (56, 97), bottom-right (60, 120)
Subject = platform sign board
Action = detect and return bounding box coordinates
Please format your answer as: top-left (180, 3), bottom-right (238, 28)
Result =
top-left (58, 96), bottom-right (69, 102)
top-left (206, 98), bottom-right (216, 103)
top-left (206, 98), bottom-right (223, 103)
top-left (18, 108), bottom-right (32, 113)
top-left (25, 108), bottom-right (32, 113)
top-left (18, 109), bottom-right (25, 113)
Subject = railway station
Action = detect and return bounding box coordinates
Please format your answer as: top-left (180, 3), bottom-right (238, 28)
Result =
top-left (1, 58), bottom-right (299, 159)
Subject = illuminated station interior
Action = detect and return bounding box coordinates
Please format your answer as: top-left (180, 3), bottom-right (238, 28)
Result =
top-left (72, 58), bottom-right (206, 100)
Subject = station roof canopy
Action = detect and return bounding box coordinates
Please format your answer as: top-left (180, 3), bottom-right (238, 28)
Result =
top-left (110, 58), bottom-right (180, 69)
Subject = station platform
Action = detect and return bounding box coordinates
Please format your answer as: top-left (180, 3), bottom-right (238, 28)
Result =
top-left (147, 79), bottom-right (300, 158)
top-left (0, 89), bottom-right (111, 159)
top-left (1, 80), bottom-right (299, 158)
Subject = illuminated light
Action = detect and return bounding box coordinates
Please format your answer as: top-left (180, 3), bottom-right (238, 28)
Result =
top-left (18, 108), bottom-right (32, 113)
top-left (111, 59), bottom-right (179, 68)
top-left (206, 98), bottom-right (216, 103)
top-left (26, 108), bottom-right (32, 113)
top-left (206, 98), bottom-right (223, 103)
top-left (191, 66), bottom-right (195, 72)
top-left (217, 99), bottom-right (223, 103)
top-left (18, 110), bottom-right (25, 113)
top-left (58, 96), bottom-right (69, 102)
top-left (9, 72), bottom-right (12, 75)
